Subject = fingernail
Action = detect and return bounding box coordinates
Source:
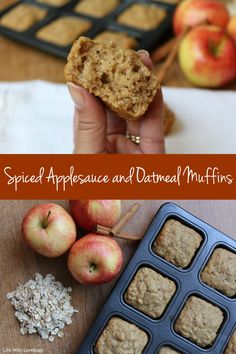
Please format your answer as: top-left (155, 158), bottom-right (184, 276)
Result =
top-left (67, 82), bottom-right (85, 110)
top-left (137, 49), bottom-right (150, 57)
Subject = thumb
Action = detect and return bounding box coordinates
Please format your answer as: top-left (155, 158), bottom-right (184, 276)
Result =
top-left (67, 83), bottom-right (107, 154)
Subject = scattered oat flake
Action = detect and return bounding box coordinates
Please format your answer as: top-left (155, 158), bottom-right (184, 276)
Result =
top-left (7, 273), bottom-right (78, 342)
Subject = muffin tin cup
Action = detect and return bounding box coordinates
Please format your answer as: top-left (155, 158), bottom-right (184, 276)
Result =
top-left (77, 203), bottom-right (236, 354)
top-left (0, 0), bottom-right (176, 58)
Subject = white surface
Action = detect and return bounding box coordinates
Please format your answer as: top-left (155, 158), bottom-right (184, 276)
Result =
top-left (0, 80), bottom-right (235, 153)
top-left (164, 88), bottom-right (236, 153)
top-left (0, 81), bottom-right (74, 153)
top-left (228, 2), bottom-right (236, 15)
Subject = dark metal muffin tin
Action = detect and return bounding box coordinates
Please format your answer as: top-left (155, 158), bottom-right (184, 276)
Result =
top-left (77, 203), bottom-right (236, 354)
top-left (0, 0), bottom-right (176, 59)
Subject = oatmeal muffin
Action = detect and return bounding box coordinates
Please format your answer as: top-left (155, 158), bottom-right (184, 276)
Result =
top-left (125, 267), bottom-right (176, 319)
top-left (225, 330), bottom-right (236, 354)
top-left (74, 0), bottom-right (119, 17)
top-left (153, 219), bottom-right (202, 268)
top-left (36, 0), bottom-right (70, 6)
top-left (158, 347), bottom-right (182, 354)
top-left (0, 4), bottom-right (46, 31)
top-left (201, 248), bottom-right (236, 297)
top-left (64, 37), bottom-right (159, 120)
top-left (37, 17), bottom-right (91, 46)
top-left (175, 296), bottom-right (224, 347)
top-left (117, 4), bottom-right (166, 31)
top-left (164, 104), bottom-right (175, 135)
top-left (0, 0), bottom-right (17, 11)
top-left (94, 317), bottom-right (148, 354)
top-left (156, 0), bottom-right (181, 3)
top-left (95, 31), bottom-right (138, 49)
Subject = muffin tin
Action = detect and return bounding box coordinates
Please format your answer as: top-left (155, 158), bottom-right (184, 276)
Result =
top-left (0, 0), bottom-right (176, 58)
top-left (77, 203), bottom-right (236, 354)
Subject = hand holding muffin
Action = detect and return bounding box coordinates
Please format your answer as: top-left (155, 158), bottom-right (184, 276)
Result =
top-left (65, 37), bottom-right (165, 154)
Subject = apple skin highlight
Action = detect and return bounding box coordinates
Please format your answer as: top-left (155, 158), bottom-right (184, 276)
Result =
top-left (179, 26), bottom-right (236, 88)
top-left (227, 16), bottom-right (236, 44)
top-left (68, 234), bottom-right (123, 285)
top-left (173, 0), bottom-right (230, 35)
top-left (21, 203), bottom-right (77, 258)
top-left (69, 200), bottom-right (121, 231)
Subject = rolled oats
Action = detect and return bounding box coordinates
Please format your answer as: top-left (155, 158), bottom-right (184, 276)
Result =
top-left (7, 273), bottom-right (78, 342)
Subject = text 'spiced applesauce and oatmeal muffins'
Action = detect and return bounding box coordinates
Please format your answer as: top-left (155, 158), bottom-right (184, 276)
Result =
top-left (76, 204), bottom-right (236, 353)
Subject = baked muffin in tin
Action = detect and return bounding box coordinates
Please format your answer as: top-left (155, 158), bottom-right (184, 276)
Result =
top-left (174, 296), bottom-right (224, 347)
top-left (153, 219), bottom-right (202, 268)
top-left (117, 4), bottom-right (166, 31)
top-left (201, 248), bottom-right (236, 297)
top-left (94, 317), bottom-right (148, 354)
top-left (37, 17), bottom-right (91, 46)
top-left (125, 267), bottom-right (176, 319)
top-left (0, 4), bottom-right (47, 31)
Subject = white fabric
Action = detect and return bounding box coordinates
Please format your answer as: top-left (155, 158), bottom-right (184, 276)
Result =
top-left (0, 81), bottom-right (74, 153)
top-left (0, 80), bottom-right (235, 153)
top-left (164, 87), bottom-right (236, 153)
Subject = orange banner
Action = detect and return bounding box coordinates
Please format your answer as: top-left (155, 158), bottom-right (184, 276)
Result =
top-left (0, 155), bottom-right (235, 199)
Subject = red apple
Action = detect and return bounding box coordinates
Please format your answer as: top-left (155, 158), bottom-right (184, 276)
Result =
top-left (227, 15), bottom-right (236, 43)
top-left (179, 25), bottom-right (236, 87)
top-left (67, 234), bottom-right (123, 285)
top-left (69, 200), bottom-right (121, 231)
top-left (22, 203), bottom-right (77, 258)
top-left (173, 0), bottom-right (230, 35)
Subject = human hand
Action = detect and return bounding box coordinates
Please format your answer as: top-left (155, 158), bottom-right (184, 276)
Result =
top-left (67, 51), bottom-right (165, 154)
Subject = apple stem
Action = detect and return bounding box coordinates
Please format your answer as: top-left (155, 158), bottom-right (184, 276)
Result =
top-left (42, 211), bottom-right (51, 229)
top-left (89, 263), bottom-right (96, 273)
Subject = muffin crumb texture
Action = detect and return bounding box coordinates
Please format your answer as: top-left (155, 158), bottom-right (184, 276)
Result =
top-left (65, 37), bottom-right (159, 120)
top-left (174, 296), bottom-right (224, 347)
top-left (94, 317), bottom-right (148, 354)
top-left (125, 267), bottom-right (176, 319)
top-left (153, 219), bottom-right (202, 268)
top-left (225, 330), bottom-right (236, 354)
top-left (201, 248), bottom-right (236, 297)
